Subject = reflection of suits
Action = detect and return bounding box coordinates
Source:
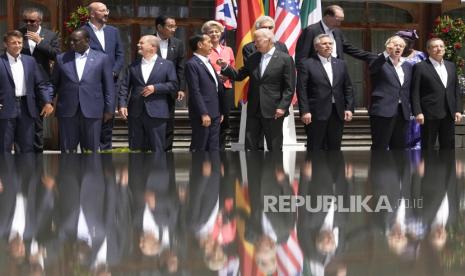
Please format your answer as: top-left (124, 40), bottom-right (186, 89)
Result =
top-left (411, 59), bottom-right (463, 149)
top-left (222, 50), bottom-right (295, 150)
top-left (297, 56), bottom-right (354, 150)
top-left (119, 57), bottom-right (178, 151)
top-left (185, 55), bottom-right (224, 151)
top-left (0, 54), bottom-right (53, 153)
top-left (298, 151), bottom-right (349, 261)
top-left (246, 152), bottom-right (295, 244)
top-left (52, 49), bottom-right (115, 151)
top-left (369, 54), bottom-right (413, 149)
top-left (295, 21), bottom-right (372, 67)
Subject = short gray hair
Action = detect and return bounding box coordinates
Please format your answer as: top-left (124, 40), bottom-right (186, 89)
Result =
top-left (22, 7), bottom-right (43, 20)
top-left (426, 37), bottom-right (444, 49)
top-left (143, 35), bottom-right (160, 49)
top-left (255, 16), bottom-right (275, 29)
top-left (313, 33), bottom-right (331, 47)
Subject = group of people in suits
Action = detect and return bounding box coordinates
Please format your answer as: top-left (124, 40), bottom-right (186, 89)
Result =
top-left (1, 3), bottom-right (463, 153)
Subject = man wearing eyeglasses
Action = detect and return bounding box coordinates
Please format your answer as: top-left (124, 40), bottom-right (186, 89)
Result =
top-left (296, 5), bottom-right (372, 68)
top-left (83, 1), bottom-right (124, 151)
top-left (19, 7), bottom-right (60, 153)
top-left (154, 15), bottom-right (186, 151)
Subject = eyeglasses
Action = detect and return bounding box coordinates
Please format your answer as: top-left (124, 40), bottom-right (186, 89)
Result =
top-left (165, 25), bottom-right (177, 30)
top-left (23, 19), bottom-right (38, 24)
top-left (259, 26), bottom-right (274, 30)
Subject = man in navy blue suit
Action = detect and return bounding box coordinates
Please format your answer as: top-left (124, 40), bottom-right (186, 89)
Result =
top-left (52, 29), bottom-right (115, 152)
top-left (83, 1), bottom-right (125, 150)
top-left (185, 34), bottom-right (224, 151)
top-left (119, 35), bottom-right (178, 152)
top-left (0, 30), bottom-right (54, 153)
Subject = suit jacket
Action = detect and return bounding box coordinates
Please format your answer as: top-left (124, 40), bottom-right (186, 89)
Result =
top-left (411, 58), bottom-right (463, 120)
top-left (19, 26), bottom-right (60, 77)
top-left (155, 33), bottom-right (186, 93)
top-left (83, 23), bottom-right (124, 76)
top-left (52, 49), bottom-right (115, 118)
top-left (295, 21), bottom-right (372, 67)
top-left (0, 54), bottom-right (53, 119)
top-left (185, 55), bottom-right (224, 119)
top-left (242, 40), bottom-right (288, 63)
top-left (119, 56), bottom-right (178, 119)
top-left (296, 55), bottom-right (354, 120)
top-left (222, 49), bottom-right (295, 118)
top-left (369, 54), bottom-right (413, 120)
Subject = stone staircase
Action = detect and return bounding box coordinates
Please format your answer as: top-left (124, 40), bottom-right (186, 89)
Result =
top-left (113, 108), bottom-right (373, 150)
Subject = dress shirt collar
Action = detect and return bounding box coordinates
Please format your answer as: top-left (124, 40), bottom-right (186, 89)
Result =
top-left (142, 54), bottom-right (157, 64)
top-left (6, 52), bottom-right (22, 63)
top-left (194, 52), bottom-right (211, 64)
top-left (156, 33), bottom-right (169, 43)
top-left (263, 46), bottom-right (276, 58)
top-left (75, 48), bottom-right (90, 58)
top-left (429, 56), bottom-right (444, 66)
top-left (34, 25), bottom-right (42, 34)
top-left (318, 54), bottom-right (331, 64)
top-left (89, 21), bottom-right (105, 31)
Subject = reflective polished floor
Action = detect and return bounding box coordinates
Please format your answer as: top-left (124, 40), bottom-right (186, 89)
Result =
top-left (0, 150), bottom-right (464, 276)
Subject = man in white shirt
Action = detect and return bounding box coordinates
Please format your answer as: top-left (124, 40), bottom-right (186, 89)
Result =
top-left (52, 29), bottom-right (115, 152)
top-left (411, 38), bottom-right (463, 149)
top-left (20, 7), bottom-right (60, 152)
top-left (118, 35), bottom-right (178, 152)
top-left (0, 30), bottom-right (54, 153)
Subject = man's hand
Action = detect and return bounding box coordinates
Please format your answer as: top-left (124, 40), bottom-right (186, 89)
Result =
top-left (344, 110), bottom-right (353, 122)
top-left (201, 114), bottom-right (211, 127)
top-left (119, 107), bottom-right (128, 120)
top-left (220, 115), bottom-right (224, 123)
top-left (275, 109), bottom-right (285, 119)
top-left (301, 113), bottom-right (312, 125)
top-left (141, 85), bottom-right (155, 97)
top-left (25, 31), bottom-right (42, 44)
top-left (216, 58), bottom-right (228, 69)
top-left (415, 113), bottom-right (425, 125)
top-left (455, 112), bottom-right (463, 123)
top-left (103, 112), bottom-right (113, 123)
top-left (177, 91), bottom-right (185, 101)
top-left (40, 103), bottom-right (54, 117)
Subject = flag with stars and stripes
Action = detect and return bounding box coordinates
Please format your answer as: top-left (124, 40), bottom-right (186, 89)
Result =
top-left (274, 0), bottom-right (301, 56)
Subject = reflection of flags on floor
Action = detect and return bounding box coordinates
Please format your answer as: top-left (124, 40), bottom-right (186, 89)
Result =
top-left (215, 0), bottom-right (238, 30)
top-left (277, 179), bottom-right (303, 276)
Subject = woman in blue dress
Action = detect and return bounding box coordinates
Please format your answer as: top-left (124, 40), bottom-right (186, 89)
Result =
top-left (396, 30), bottom-right (426, 150)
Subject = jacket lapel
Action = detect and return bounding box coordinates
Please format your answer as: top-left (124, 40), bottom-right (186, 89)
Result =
top-left (195, 55), bottom-right (216, 83)
top-left (22, 57), bottom-right (30, 90)
top-left (261, 52), bottom-right (278, 79)
top-left (80, 50), bottom-right (95, 82)
top-left (87, 23), bottom-right (104, 51)
top-left (316, 57), bottom-right (331, 86)
top-left (425, 59), bottom-right (444, 87)
top-left (146, 58), bottom-right (163, 84)
top-left (103, 27), bottom-right (111, 52)
top-left (0, 54), bottom-right (14, 83)
top-left (401, 63), bottom-right (410, 88)
top-left (331, 59), bottom-right (339, 88)
top-left (386, 59), bottom-right (402, 87)
top-left (445, 61), bottom-right (454, 89)
top-left (134, 59), bottom-right (144, 84)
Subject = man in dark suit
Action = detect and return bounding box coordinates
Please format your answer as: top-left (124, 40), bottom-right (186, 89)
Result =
top-left (19, 7), bottom-right (60, 153)
top-left (0, 30), bottom-right (54, 153)
top-left (154, 15), bottom-right (186, 151)
top-left (119, 35), bottom-right (178, 152)
top-left (242, 16), bottom-right (289, 63)
top-left (83, 1), bottom-right (125, 151)
top-left (296, 34), bottom-right (354, 150)
top-left (295, 5), bottom-right (371, 67)
top-left (369, 36), bottom-right (413, 150)
top-left (185, 34), bottom-right (224, 151)
top-left (52, 29), bottom-right (114, 152)
top-left (411, 38), bottom-right (463, 149)
top-left (219, 28), bottom-right (295, 151)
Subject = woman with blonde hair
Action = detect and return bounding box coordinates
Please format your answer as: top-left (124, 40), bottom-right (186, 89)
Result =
top-left (201, 20), bottom-right (236, 149)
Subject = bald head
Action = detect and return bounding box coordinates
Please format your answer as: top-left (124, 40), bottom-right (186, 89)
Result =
top-left (88, 2), bottom-right (109, 26)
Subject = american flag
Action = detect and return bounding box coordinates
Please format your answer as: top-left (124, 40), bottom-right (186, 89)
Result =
top-left (274, 0), bottom-right (302, 56)
top-left (215, 0), bottom-right (238, 30)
